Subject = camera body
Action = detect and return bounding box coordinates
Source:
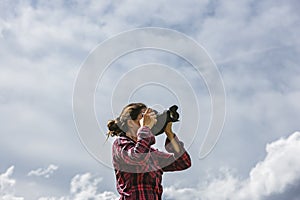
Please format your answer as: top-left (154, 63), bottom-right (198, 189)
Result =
top-left (151, 105), bottom-right (180, 136)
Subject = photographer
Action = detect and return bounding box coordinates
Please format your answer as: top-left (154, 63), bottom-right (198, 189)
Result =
top-left (107, 103), bottom-right (191, 200)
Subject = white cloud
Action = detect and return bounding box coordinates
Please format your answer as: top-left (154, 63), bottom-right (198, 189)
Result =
top-left (1, 132), bottom-right (300, 199)
top-left (246, 131), bottom-right (300, 198)
top-left (1, 166), bottom-right (117, 200)
top-left (39, 172), bottom-right (118, 200)
top-left (28, 164), bottom-right (59, 178)
top-left (69, 173), bottom-right (118, 200)
top-left (0, 166), bottom-right (24, 200)
top-left (164, 131), bottom-right (300, 200)
top-left (0, 0), bottom-right (104, 172)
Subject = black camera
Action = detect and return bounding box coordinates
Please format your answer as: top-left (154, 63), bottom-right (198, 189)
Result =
top-left (151, 105), bottom-right (180, 136)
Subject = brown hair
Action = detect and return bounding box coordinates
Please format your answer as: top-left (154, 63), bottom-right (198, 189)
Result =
top-left (107, 103), bottom-right (147, 137)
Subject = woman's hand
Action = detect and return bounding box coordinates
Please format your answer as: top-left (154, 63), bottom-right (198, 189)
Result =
top-left (140, 108), bottom-right (157, 129)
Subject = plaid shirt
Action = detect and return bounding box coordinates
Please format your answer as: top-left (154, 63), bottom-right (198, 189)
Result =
top-left (112, 126), bottom-right (191, 200)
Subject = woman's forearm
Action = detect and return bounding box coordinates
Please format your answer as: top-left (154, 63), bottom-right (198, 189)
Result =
top-left (165, 131), bottom-right (180, 153)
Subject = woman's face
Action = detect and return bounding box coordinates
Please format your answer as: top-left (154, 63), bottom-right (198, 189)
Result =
top-left (126, 107), bottom-right (147, 134)
top-left (133, 107), bottom-right (147, 127)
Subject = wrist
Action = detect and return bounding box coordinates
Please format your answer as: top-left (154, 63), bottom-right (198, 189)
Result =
top-left (165, 131), bottom-right (174, 138)
top-left (145, 126), bottom-right (151, 130)
top-left (141, 125), bottom-right (151, 129)
top-left (143, 124), bottom-right (153, 130)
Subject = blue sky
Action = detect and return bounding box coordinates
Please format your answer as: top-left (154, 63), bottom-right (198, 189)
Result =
top-left (1, 0), bottom-right (300, 199)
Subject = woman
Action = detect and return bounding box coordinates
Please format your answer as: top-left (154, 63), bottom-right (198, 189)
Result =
top-left (107, 103), bottom-right (191, 200)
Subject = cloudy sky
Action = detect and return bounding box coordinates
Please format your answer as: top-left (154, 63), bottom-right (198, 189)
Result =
top-left (1, 0), bottom-right (300, 199)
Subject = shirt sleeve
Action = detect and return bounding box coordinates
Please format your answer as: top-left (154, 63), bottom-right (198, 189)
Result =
top-left (114, 126), bottom-right (156, 165)
top-left (158, 135), bottom-right (191, 172)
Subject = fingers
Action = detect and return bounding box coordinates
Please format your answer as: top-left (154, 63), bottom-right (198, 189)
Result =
top-left (146, 111), bottom-right (157, 124)
top-left (141, 108), bottom-right (157, 128)
top-left (144, 108), bottom-right (151, 114)
top-left (151, 114), bottom-right (157, 124)
top-left (141, 108), bottom-right (151, 117)
top-left (142, 108), bottom-right (156, 118)
top-left (148, 111), bottom-right (156, 118)
top-left (150, 111), bottom-right (157, 126)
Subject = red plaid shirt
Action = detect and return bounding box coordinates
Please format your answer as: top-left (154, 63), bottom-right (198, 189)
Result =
top-left (112, 126), bottom-right (191, 200)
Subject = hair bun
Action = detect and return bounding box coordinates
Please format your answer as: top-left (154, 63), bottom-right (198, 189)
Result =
top-left (107, 120), bottom-right (118, 131)
top-left (107, 119), bottom-right (122, 137)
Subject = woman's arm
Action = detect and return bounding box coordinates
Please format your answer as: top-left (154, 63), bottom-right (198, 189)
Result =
top-left (164, 122), bottom-right (180, 153)
top-left (114, 126), bottom-right (155, 165)
top-left (114, 109), bottom-right (157, 165)
top-left (161, 134), bottom-right (191, 171)
top-left (163, 122), bottom-right (191, 171)
top-left (154, 123), bottom-right (191, 172)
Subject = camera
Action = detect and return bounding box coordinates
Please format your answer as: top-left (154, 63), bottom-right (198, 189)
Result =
top-left (151, 105), bottom-right (180, 136)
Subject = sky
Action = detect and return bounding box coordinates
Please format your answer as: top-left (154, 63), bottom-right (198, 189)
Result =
top-left (1, 0), bottom-right (300, 199)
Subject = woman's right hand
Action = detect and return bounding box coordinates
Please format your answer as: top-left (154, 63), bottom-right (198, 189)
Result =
top-left (140, 108), bottom-right (157, 129)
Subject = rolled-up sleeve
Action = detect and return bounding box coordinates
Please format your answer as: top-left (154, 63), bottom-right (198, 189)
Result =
top-left (161, 135), bottom-right (191, 171)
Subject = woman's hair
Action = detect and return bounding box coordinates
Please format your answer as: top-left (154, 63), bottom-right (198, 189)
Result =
top-left (107, 103), bottom-right (147, 137)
